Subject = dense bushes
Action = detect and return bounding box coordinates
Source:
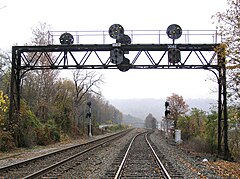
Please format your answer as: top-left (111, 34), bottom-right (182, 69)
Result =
top-left (0, 131), bottom-right (15, 151)
top-left (178, 109), bottom-right (218, 153)
top-left (178, 107), bottom-right (240, 161)
top-left (0, 100), bottom-right (62, 149)
top-left (107, 124), bottom-right (129, 132)
top-left (36, 120), bottom-right (60, 146)
top-left (0, 91), bottom-right (14, 151)
top-left (18, 107), bottom-right (41, 147)
top-left (19, 111), bottom-right (61, 147)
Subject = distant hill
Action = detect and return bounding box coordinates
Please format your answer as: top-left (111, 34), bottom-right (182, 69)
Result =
top-left (109, 98), bottom-right (216, 120)
top-left (122, 114), bottom-right (144, 128)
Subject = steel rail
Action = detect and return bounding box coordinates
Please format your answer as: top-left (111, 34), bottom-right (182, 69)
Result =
top-left (22, 130), bottom-right (130, 179)
top-left (145, 133), bottom-right (172, 179)
top-left (113, 132), bottom-right (144, 179)
top-left (0, 129), bottom-right (130, 176)
top-left (114, 131), bottom-right (172, 179)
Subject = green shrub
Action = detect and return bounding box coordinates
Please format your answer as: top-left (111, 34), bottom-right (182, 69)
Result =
top-left (35, 119), bottom-right (60, 146)
top-left (18, 109), bottom-right (42, 148)
top-left (45, 119), bottom-right (61, 143)
top-left (204, 112), bottom-right (218, 153)
top-left (107, 124), bottom-right (127, 132)
top-left (0, 131), bottom-right (15, 151)
top-left (36, 127), bottom-right (49, 146)
top-left (229, 128), bottom-right (240, 161)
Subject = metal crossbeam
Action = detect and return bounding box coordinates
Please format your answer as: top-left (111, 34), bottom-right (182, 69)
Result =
top-left (14, 44), bottom-right (219, 72)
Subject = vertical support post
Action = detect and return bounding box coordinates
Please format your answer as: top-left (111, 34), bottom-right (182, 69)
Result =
top-left (217, 64), bottom-right (222, 155)
top-left (89, 108), bottom-right (92, 137)
top-left (217, 44), bottom-right (230, 159)
top-left (222, 55), bottom-right (230, 160)
top-left (16, 53), bottom-right (21, 118)
top-left (9, 47), bottom-right (21, 146)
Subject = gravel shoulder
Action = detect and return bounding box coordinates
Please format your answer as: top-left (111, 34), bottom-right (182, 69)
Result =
top-left (0, 131), bottom-right (115, 168)
top-left (150, 130), bottom-right (240, 179)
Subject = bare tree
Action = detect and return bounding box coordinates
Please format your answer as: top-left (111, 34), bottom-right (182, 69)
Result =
top-left (22, 22), bottom-right (59, 121)
top-left (72, 70), bottom-right (104, 131)
top-left (73, 70), bottom-right (104, 105)
top-left (0, 49), bottom-right (10, 77)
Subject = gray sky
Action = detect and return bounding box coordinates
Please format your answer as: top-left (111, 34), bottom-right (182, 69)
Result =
top-left (0, 0), bottom-right (227, 100)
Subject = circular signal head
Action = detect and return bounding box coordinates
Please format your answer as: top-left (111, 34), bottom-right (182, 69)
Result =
top-left (110, 48), bottom-right (124, 65)
top-left (59, 32), bottom-right (74, 45)
top-left (108, 24), bottom-right (124, 39)
top-left (116, 34), bottom-right (131, 44)
top-left (166, 24), bottom-right (182, 40)
top-left (117, 57), bottom-right (131, 72)
top-left (168, 48), bottom-right (181, 64)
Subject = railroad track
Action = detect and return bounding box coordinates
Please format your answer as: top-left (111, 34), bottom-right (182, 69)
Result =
top-left (0, 129), bottom-right (131, 179)
top-left (103, 130), bottom-right (184, 179)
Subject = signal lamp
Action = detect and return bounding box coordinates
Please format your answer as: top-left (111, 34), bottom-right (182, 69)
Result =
top-left (168, 48), bottom-right (181, 64)
top-left (59, 32), bottom-right (74, 45)
top-left (166, 24), bottom-right (182, 40)
top-left (87, 101), bottom-right (92, 107)
top-left (165, 110), bottom-right (170, 117)
top-left (110, 48), bottom-right (124, 65)
top-left (116, 34), bottom-right (131, 44)
top-left (109, 24), bottom-right (124, 39)
top-left (165, 101), bottom-right (169, 108)
top-left (117, 57), bottom-right (131, 72)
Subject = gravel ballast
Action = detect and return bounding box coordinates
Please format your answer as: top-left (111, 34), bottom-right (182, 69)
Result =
top-left (0, 129), bottom-right (239, 178)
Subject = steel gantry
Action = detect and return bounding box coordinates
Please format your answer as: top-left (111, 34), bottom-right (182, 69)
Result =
top-left (9, 25), bottom-right (230, 159)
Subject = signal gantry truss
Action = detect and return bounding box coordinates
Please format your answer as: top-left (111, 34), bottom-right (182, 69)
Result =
top-left (13, 43), bottom-right (219, 72)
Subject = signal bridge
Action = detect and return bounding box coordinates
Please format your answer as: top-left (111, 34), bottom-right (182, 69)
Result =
top-left (9, 24), bottom-right (229, 160)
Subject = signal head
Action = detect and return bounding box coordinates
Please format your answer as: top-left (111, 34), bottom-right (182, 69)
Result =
top-left (59, 32), bottom-right (74, 45)
top-left (166, 24), bottom-right (182, 40)
top-left (109, 24), bottom-right (124, 39)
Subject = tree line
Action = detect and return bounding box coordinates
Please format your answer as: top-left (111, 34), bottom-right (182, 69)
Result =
top-left (0, 23), bottom-right (123, 150)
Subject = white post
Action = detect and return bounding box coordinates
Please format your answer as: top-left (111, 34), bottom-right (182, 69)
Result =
top-left (175, 129), bottom-right (182, 144)
top-left (89, 117), bottom-right (92, 137)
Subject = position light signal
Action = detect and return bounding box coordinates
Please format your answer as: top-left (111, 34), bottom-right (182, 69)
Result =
top-left (166, 24), bottom-right (182, 41)
top-left (116, 34), bottom-right (131, 44)
top-left (109, 24), bottom-right (132, 72)
top-left (108, 24), bottom-right (124, 39)
top-left (166, 24), bottom-right (182, 64)
top-left (168, 48), bottom-right (181, 64)
top-left (110, 48), bottom-right (124, 65)
top-left (108, 24), bottom-right (132, 44)
top-left (59, 32), bottom-right (74, 45)
top-left (117, 57), bottom-right (131, 72)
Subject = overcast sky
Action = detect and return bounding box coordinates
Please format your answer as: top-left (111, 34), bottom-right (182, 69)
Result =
top-left (0, 0), bottom-right (227, 100)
